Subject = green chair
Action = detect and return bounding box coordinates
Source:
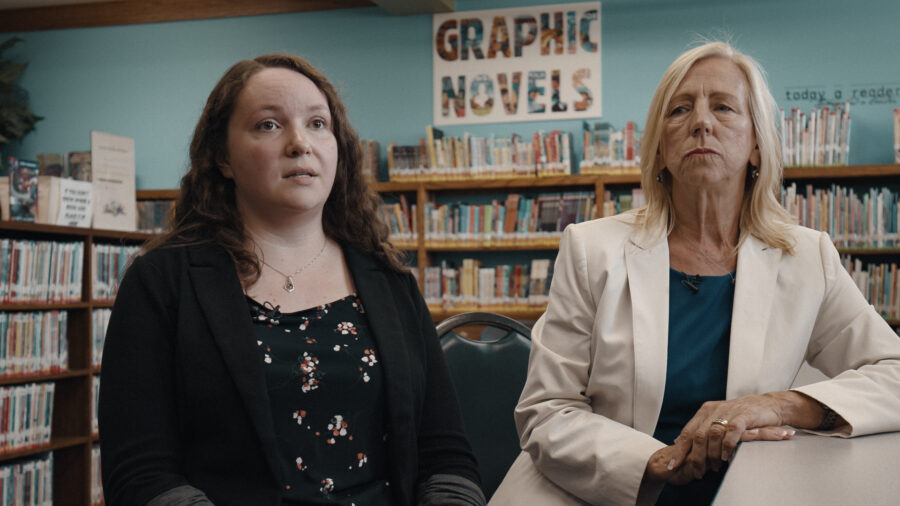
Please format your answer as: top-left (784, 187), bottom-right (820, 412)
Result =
top-left (436, 312), bottom-right (532, 501)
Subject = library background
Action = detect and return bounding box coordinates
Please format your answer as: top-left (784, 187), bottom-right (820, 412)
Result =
top-left (1, 0), bottom-right (900, 503)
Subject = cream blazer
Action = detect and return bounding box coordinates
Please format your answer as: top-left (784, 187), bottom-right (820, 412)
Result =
top-left (490, 213), bottom-right (900, 506)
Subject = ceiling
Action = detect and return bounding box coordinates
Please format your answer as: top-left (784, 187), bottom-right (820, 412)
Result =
top-left (0, 0), bottom-right (454, 32)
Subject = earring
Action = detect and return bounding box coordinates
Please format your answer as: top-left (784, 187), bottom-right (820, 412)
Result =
top-left (746, 162), bottom-right (759, 181)
top-left (656, 167), bottom-right (667, 183)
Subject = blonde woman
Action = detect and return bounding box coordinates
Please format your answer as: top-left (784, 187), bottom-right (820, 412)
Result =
top-left (490, 41), bottom-right (900, 506)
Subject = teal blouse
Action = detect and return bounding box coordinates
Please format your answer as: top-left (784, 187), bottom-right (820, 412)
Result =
top-left (653, 268), bottom-right (734, 505)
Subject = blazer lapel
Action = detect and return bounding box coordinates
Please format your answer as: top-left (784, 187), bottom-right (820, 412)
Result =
top-left (726, 236), bottom-right (783, 398)
top-left (187, 244), bottom-right (281, 483)
top-left (625, 228), bottom-right (670, 435)
top-left (342, 247), bottom-right (414, 467)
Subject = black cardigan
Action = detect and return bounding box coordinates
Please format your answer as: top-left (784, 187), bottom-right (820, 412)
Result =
top-left (99, 242), bottom-right (479, 505)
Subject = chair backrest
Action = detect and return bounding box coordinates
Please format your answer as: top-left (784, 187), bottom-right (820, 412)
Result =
top-left (436, 312), bottom-right (532, 501)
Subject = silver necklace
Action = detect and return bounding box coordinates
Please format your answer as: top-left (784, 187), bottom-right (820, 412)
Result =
top-left (675, 231), bottom-right (736, 284)
top-left (261, 240), bottom-right (328, 293)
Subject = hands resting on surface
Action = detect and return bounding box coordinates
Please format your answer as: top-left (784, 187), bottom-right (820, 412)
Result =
top-left (644, 391), bottom-right (839, 485)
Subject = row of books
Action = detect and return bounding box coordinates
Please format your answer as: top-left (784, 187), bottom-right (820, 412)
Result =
top-left (894, 109), bottom-right (900, 164)
top-left (22, 152), bottom-right (91, 181)
top-left (422, 259), bottom-right (553, 307)
top-left (91, 244), bottom-right (141, 302)
top-left (0, 239), bottom-right (84, 304)
top-left (601, 189), bottom-right (647, 217)
top-left (780, 103), bottom-right (851, 167)
top-left (380, 196), bottom-right (416, 244)
top-left (92, 376), bottom-right (99, 436)
top-left (0, 383), bottom-right (55, 455)
top-left (0, 453), bottom-right (52, 506)
top-left (580, 120), bottom-right (642, 173)
top-left (781, 183), bottom-right (898, 248)
top-left (91, 445), bottom-right (102, 506)
top-left (842, 256), bottom-right (900, 319)
top-left (136, 199), bottom-right (173, 233)
top-left (387, 182), bottom-right (900, 250)
top-left (422, 192), bottom-right (597, 244)
top-left (360, 140), bottom-right (381, 182)
top-left (0, 311), bottom-right (68, 378)
top-left (92, 309), bottom-right (111, 369)
top-left (386, 127), bottom-right (574, 182)
top-left (1, 158), bottom-right (95, 227)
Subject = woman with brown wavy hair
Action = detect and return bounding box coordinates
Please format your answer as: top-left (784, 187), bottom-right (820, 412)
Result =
top-left (99, 54), bottom-right (483, 506)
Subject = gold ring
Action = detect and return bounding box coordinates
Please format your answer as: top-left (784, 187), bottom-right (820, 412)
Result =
top-left (712, 418), bottom-right (729, 428)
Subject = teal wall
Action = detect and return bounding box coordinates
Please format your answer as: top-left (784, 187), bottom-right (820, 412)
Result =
top-left (3, 0), bottom-right (899, 189)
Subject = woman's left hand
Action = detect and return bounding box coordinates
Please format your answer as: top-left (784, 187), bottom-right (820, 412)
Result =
top-left (646, 424), bottom-right (793, 485)
top-left (667, 391), bottom-right (823, 479)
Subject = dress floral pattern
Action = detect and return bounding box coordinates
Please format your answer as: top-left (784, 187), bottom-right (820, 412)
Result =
top-left (249, 294), bottom-right (392, 505)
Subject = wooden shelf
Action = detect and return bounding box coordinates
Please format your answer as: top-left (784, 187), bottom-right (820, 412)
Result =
top-left (0, 300), bottom-right (128, 311)
top-left (0, 369), bottom-right (92, 387)
top-left (590, 173), bottom-right (642, 184)
top-left (836, 248), bottom-right (900, 255)
top-left (136, 189), bottom-right (180, 200)
top-left (0, 220), bottom-right (93, 237)
top-left (374, 163), bottom-right (900, 192)
top-left (417, 243), bottom-right (900, 255)
top-left (373, 181), bottom-right (421, 192)
top-left (0, 302), bottom-right (91, 311)
top-left (783, 164), bottom-right (900, 179)
top-left (0, 0), bottom-right (374, 32)
top-left (0, 436), bottom-right (89, 462)
top-left (376, 173), bottom-right (607, 192)
top-left (429, 305), bottom-right (546, 322)
top-left (388, 241), bottom-right (418, 251)
top-left (0, 220), bottom-right (154, 241)
top-left (424, 239), bottom-right (560, 251)
top-left (92, 229), bottom-right (154, 241)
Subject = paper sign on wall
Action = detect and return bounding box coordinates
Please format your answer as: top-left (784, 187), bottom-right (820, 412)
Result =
top-left (433, 2), bottom-right (601, 126)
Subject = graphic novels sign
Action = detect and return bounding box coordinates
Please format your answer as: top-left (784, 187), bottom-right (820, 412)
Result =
top-left (433, 2), bottom-right (601, 126)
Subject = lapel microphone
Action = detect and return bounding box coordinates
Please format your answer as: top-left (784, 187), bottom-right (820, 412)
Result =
top-left (681, 274), bottom-right (702, 293)
top-left (253, 301), bottom-right (283, 325)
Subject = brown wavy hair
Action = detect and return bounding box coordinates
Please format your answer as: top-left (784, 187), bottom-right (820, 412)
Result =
top-left (146, 54), bottom-right (406, 281)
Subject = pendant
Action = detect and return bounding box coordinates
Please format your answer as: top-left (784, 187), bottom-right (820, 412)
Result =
top-left (283, 276), bottom-right (296, 293)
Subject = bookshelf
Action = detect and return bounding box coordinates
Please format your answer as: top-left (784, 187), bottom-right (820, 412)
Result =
top-left (0, 220), bottom-right (153, 505)
top-left (782, 163), bottom-right (900, 326)
top-left (131, 167), bottom-right (900, 327)
top-left (3, 166), bottom-right (889, 501)
top-left (378, 164), bottom-right (900, 324)
top-left (377, 171), bottom-right (626, 321)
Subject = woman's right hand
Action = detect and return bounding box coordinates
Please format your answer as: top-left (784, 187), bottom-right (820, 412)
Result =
top-left (644, 426), bottom-right (795, 485)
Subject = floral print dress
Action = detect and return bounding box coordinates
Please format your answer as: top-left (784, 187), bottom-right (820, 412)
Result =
top-left (249, 294), bottom-right (392, 505)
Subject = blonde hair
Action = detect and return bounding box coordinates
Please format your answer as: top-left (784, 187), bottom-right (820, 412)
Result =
top-left (635, 41), bottom-right (795, 253)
